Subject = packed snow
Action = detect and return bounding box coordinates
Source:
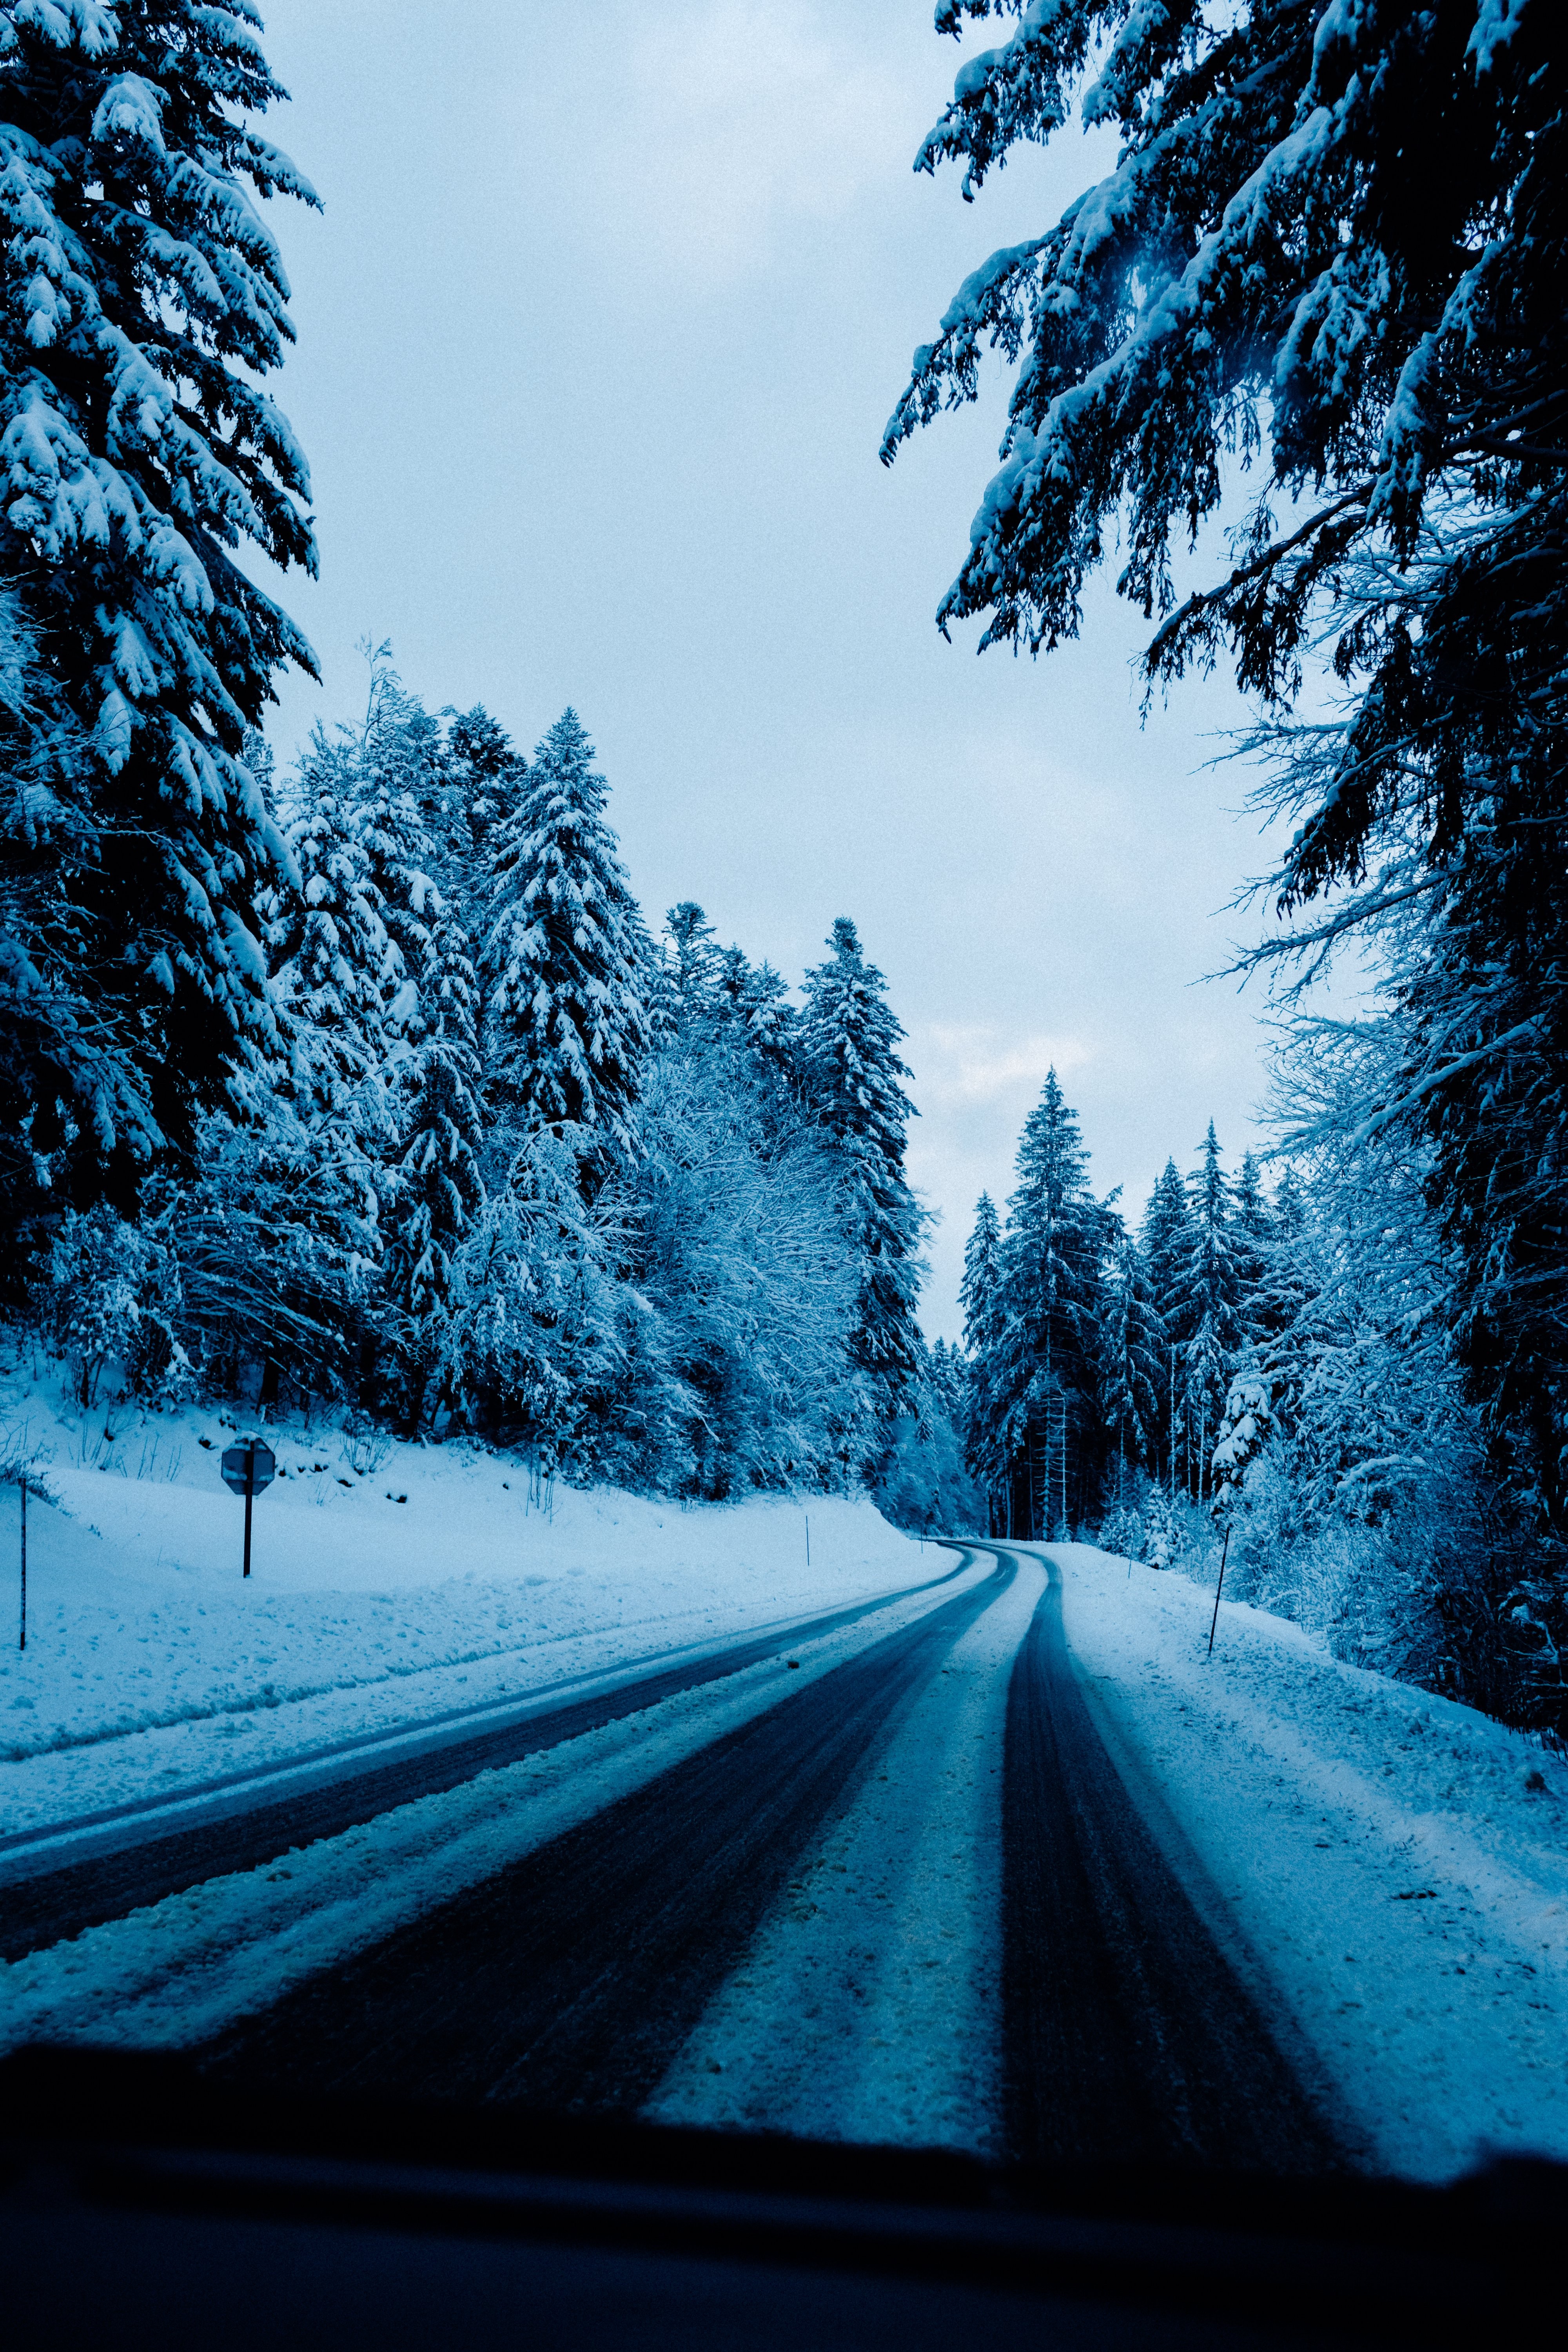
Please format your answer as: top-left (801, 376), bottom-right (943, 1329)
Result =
top-left (1053, 1543), bottom-right (1568, 2182)
top-left (4, 1449), bottom-right (1566, 2186)
top-left (1, 1555), bottom-right (991, 2060)
top-left (0, 1391), bottom-right (931, 1840)
top-left (650, 1556), bottom-right (1042, 2152)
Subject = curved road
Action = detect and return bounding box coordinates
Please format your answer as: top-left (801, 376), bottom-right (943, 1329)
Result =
top-left (197, 1561), bottom-right (1016, 2110)
top-left (15, 1543), bottom-right (1343, 2170)
top-left (0, 1555), bottom-right (971, 1963)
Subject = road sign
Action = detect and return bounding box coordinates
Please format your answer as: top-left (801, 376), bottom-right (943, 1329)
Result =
top-left (220, 1439), bottom-right (276, 1578)
top-left (220, 1440), bottom-right (276, 1496)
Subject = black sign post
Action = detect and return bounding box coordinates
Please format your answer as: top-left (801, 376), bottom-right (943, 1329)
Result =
top-left (221, 1438), bottom-right (276, 1578)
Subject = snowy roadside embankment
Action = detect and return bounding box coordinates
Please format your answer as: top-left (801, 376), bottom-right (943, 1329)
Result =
top-left (1049, 1543), bottom-right (1568, 2182)
top-left (0, 1394), bottom-right (930, 1837)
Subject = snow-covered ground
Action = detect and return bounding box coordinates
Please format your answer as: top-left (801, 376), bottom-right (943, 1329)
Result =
top-left (4, 1412), bottom-right (1566, 2190)
top-left (650, 1557), bottom-right (1042, 2153)
top-left (1051, 1542), bottom-right (1568, 2182)
top-left (0, 1555), bottom-right (993, 2063)
top-left (0, 1388), bottom-right (931, 1837)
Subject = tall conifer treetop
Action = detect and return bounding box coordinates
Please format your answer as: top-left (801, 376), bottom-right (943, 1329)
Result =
top-left (800, 916), bottom-right (926, 1406)
top-left (479, 708), bottom-right (648, 1154)
top-left (0, 0), bottom-right (318, 1180)
top-left (1003, 1066), bottom-right (1105, 1386)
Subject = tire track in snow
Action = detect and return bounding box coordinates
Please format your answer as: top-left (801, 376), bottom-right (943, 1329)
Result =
top-left (193, 1560), bottom-right (1016, 2110)
top-left (646, 1555), bottom-right (1044, 2153)
top-left (0, 1555), bottom-right (973, 1963)
top-left (1002, 1548), bottom-right (1344, 2172)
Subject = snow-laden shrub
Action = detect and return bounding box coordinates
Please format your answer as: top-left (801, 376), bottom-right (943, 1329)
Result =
top-left (876, 1397), bottom-right (985, 1536)
top-left (1140, 1485), bottom-right (1182, 1570)
top-left (1096, 1500), bottom-right (1145, 1560)
top-left (36, 1205), bottom-right (194, 1409)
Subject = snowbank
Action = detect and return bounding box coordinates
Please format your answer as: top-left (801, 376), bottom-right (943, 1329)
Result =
top-left (1049, 1543), bottom-right (1568, 2181)
top-left (0, 1388), bottom-right (927, 1838)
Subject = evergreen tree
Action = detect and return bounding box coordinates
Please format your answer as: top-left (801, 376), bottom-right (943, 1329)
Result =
top-left (739, 956), bottom-right (798, 1074)
top-left (1179, 1123), bottom-right (1241, 1352)
top-left (1232, 1150), bottom-right (1276, 1338)
top-left (441, 703), bottom-right (524, 892)
top-left (1099, 1231), bottom-right (1166, 1488)
top-left (1140, 1158), bottom-right (1194, 1338)
top-left (1, 581), bottom-right (160, 1262)
top-left (0, 1), bottom-right (318, 1210)
top-left (959, 1189), bottom-right (1009, 1523)
top-left (267, 751), bottom-right (394, 1141)
top-left (479, 709), bottom-right (648, 1163)
top-left (347, 653), bottom-right (441, 993)
top-left (799, 916), bottom-right (927, 1430)
top-left (662, 901), bottom-right (721, 1035)
top-left (1179, 1123), bottom-right (1243, 1498)
top-left (1139, 1157), bottom-right (1193, 1488)
top-left (385, 911), bottom-right (486, 1407)
top-left (999, 1070), bottom-right (1108, 1532)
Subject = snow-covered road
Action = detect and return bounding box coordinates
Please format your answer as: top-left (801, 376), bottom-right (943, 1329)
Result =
top-left (5, 1529), bottom-right (1567, 2182)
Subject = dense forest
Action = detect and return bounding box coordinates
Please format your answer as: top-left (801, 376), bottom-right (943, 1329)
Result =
top-left (3, 2), bottom-right (1566, 1745)
top-left (891, 0), bottom-right (1567, 1740)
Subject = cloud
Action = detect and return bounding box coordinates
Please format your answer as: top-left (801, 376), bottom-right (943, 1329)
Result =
top-left (574, 2), bottom-right (917, 287)
top-left (913, 1022), bottom-right (1094, 1114)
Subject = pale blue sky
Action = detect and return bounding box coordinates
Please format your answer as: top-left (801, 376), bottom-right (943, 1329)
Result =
top-left (248, 2), bottom-right (1285, 1339)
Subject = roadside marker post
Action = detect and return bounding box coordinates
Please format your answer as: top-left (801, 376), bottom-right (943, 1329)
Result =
top-left (17, 1476), bottom-right (25, 1653)
top-left (1207, 1524), bottom-right (1232, 1659)
top-left (221, 1438), bottom-right (277, 1578)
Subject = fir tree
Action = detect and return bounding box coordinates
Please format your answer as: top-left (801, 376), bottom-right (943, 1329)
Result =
top-left (1139, 1158), bottom-right (1193, 1488)
top-left (1232, 1150), bottom-right (1275, 1337)
top-left (662, 901), bottom-right (721, 1035)
top-left (1139, 1159), bottom-right (1192, 1339)
top-left (479, 709), bottom-right (648, 1163)
top-left (440, 704), bottom-right (523, 889)
top-left (0, 2), bottom-right (318, 1209)
top-left (1179, 1124), bottom-right (1242, 1499)
top-left (267, 751), bottom-right (394, 1139)
top-left (346, 655), bottom-right (441, 1012)
top-left (1099, 1231), bottom-right (1166, 1488)
top-left (1180, 1124), bottom-right (1241, 1353)
top-left (387, 911), bottom-right (485, 1372)
top-left (959, 1189), bottom-right (1009, 1520)
top-left (799, 916), bottom-right (927, 1426)
top-left (999, 1069), bottom-right (1107, 1531)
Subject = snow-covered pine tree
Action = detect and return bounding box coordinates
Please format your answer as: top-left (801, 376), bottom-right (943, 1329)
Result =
top-left (1138, 1156), bottom-right (1192, 1482)
top-left (736, 955), bottom-right (798, 1079)
top-left (1232, 1151), bottom-right (1276, 1339)
top-left (999, 1069), bottom-right (1108, 1533)
top-left (0, 2), bottom-right (318, 1213)
top-left (959, 1188), bottom-right (1009, 1528)
top-left (887, 1), bottom-right (1567, 1543)
top-left (799, 917), bottom-right (927, 1436)
top-left (385, 910), bottom-right (486, 1415)
top-left (267, 743), bottom-right (395, 1142)
top-left (1177, 1123), bottom-right (1242, 1500)
top-left (1140, 1160), bottom-right (1194, 1338)
top-left (0, 577), bottom-right (158, 1261)
top-left (479, 709), bottom-right (649, 1168)
top-left (346, 652), bottom-right (441, 997)
top-left (662, 901), bottom-right (721, 1037)
top-left (1098, 1230), bottom-right (1165, 1491)
top-left (441, 704), bottom-right (524, 903)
